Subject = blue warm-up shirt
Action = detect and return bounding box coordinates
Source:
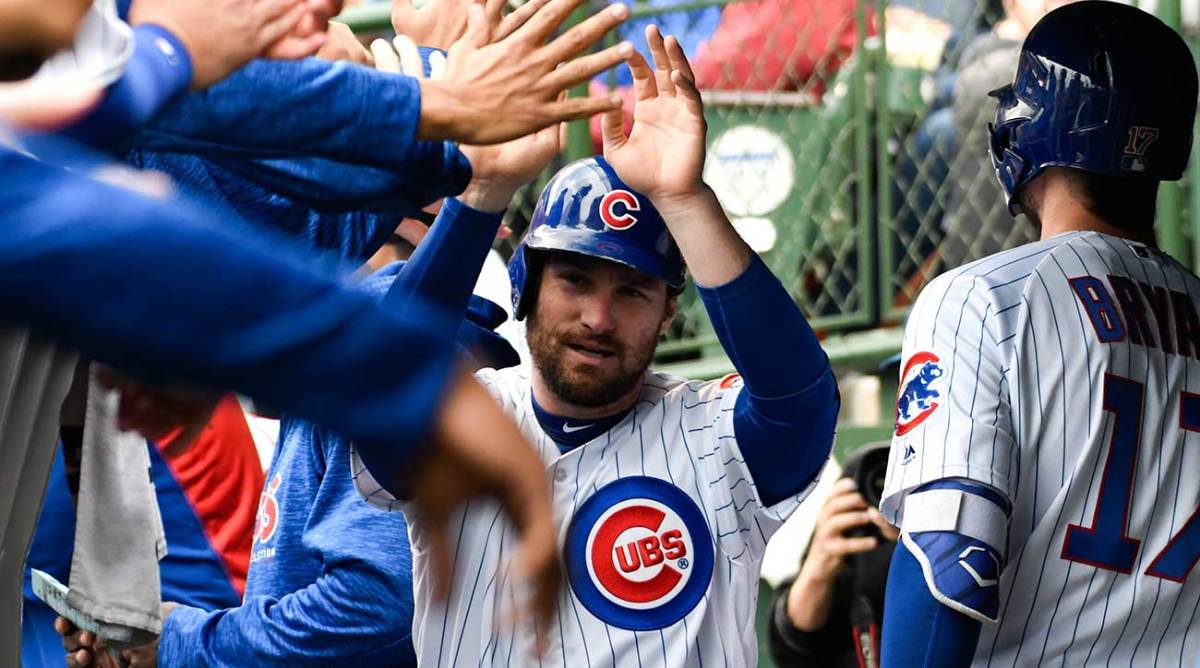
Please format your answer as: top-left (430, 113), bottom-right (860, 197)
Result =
top-left (0, 134), bottom-right (460, 492)
top-left (159, 254), bottom-right (517, 667)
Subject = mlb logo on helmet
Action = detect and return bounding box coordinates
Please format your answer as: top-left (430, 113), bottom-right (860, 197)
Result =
top-left (565, 477), bottom-right (714, 630)
top-left (600, 190), bottom-right (641, 230)
top-left (895, 351), bottom-right (945, 436)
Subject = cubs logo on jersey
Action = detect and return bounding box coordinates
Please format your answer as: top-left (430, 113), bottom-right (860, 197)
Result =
top-left (599, 190), bottom-right (641, 230)
top-left (895, 351), bottom-right (944, 436)
top-left (254, 472), bottom-right (282, 544)
top-left (565, 476), bottom-right (714, 631)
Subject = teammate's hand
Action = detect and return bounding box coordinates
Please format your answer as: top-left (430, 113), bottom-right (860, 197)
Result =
top-left (315, 20), bottom-right (373, 66)
top-left (601, 26), bottom-right (706, 204)
top-left (416, 0), bottom-right (633, 145)
top-left (406, 369), bottom-right (560, 650)
top-left (56, 616), bottom-right (99, 668)
top-left (128, 0), bottom-right (328, 89)
top-left (95, 367), bottom-right (221, 456)
top-left (803, 478), bottom-right (898, 582)
top-left (375, 35), bottom-right (562, 212)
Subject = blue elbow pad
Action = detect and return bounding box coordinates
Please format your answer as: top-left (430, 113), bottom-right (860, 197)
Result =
top-left (899, 480), bottom-right (1010, 623)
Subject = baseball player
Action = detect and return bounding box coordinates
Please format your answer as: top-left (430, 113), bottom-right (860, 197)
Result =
top-left (354, 27), bottom-right (839, 666)
top-left (879, 3), bottom-right (1200, 666)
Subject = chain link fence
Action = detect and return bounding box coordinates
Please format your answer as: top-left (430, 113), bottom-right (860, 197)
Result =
top-left (342, 0), bottom-right (1200, 371)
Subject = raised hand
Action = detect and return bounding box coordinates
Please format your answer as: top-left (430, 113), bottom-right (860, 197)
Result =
top-left (376, 35), bottom-right (562, 212)
top-left (416, 0), bottom-right (633, 145)
top-left (601, 25), bottom-right (706, 204)
top-left (129, 0), bottom-right (325, 89)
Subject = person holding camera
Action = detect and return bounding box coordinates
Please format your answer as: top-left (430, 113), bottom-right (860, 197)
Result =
top-left (768, 443), bottom-right (899, 668)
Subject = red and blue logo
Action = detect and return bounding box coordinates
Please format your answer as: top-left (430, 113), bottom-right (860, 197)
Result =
top-left (565, 477), bottom-right (714, 630)
top-left (600, 190), bottom-right (641, 230)
top-left (895, 351), bottom-right (944, 436)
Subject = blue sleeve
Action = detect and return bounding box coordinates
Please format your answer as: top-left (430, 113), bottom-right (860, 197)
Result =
top-left (881, 538), bottom-right (981, 668)
top-left (381, 197), bottom-right (503, 314)
top-left (159, 576), bottom-right (415, 667)
top-left (129, 58), bottom-right (438, 171)
top-left (0, 146), bottom-right (456, 491)
top-left (697, 254), bottom-right (839, 506)
top-left (157, 425), bottom-right (417, 667)
top-left (62, 24), bottom-right (192, 149)
top-left (206, 144), bottom-right (471, 217)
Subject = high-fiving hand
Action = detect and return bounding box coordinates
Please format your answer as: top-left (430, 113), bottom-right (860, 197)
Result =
top-left (374, 33), bottom-right (564, 213)
top-left (416, 0), bottom-right (633, 145)
top-left (601, 25), bottom-right (706, 205)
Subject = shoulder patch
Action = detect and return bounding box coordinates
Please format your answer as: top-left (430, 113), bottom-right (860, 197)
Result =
top-left (895, 351), bottom-right (945, 436)
top-left (718, 372), bottom-right (742, 391)
top-left (564, 476), bottom-right (715, 631)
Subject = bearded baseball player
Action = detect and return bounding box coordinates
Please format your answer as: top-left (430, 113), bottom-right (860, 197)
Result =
top-left (354, 26), bottom-right (837, 666)
top-left (879, 2), bottom-right (1200, 666)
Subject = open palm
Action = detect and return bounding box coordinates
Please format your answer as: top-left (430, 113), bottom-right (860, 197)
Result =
top-left (602, 26), bottom-right (707, 201)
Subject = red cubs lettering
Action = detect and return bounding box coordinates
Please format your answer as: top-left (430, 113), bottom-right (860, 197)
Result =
top-left (600, 190), bottom-right (640, 230)
top-left (591, 505), bottom-right (682, 603)
top-left (638, 536), bottom-right (665, 568)
top-left (660, 529), bottom-right (686, 560)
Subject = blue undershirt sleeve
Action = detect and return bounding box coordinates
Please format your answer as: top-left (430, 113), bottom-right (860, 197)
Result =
top-left (0, 146), bottom-right (457, 492)
top-left (63, 24), bottom-right (192, 149)
top-left (881, 539), bottom-right (981, 668)
top-left (381, 197), bottom-right (503, 315)
top-left (129, 58), bottom-right (431, 171)
top-left (697, 253), bottom-right (838, 506)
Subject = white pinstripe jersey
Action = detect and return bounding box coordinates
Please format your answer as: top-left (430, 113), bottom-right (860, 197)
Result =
top-left (406, 364), bottom-right (819, 667)
top-left (882, 231), bottom-right (1200, 666)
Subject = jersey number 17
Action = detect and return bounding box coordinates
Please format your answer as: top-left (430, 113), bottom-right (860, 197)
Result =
top-left (1060, 374), bottom-right (1200, 582)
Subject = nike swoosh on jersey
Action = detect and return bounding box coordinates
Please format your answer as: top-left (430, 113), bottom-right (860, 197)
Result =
top-left (562, 422), bottom-right (591, 433)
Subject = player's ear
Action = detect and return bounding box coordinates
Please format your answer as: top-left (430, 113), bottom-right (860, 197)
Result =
top-left (659, 293), bottom-right (678, 337)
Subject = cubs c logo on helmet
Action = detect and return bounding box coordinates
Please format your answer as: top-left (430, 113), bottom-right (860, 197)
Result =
top-left (600, 190), bottom-right (641, 230)
top-left (565, 477), bottom-right (714, 630)
top-left (895, 351), bottom-right (945, 436)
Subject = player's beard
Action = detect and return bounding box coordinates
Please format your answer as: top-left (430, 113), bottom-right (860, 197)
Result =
top-left (527, 313), bottom-right (658, 408)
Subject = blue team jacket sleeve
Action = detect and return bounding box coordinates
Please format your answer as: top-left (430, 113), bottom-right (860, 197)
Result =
top-left (697, 254), bottom-right (839, 506)
top-left (881, 538), bottom-right (981, 667)
top-left (381, 197), bottom-right (504, 314)
top-left (61, 24), bottom-right (192, 149)
top-left (130, 58), bottom-right (438, 170)
top-left (205, 142), bottom-right (471, 216)
top-left (159, 575), bottom-right (415, 667)
top-left (0, 146), bottom-right (456, 491)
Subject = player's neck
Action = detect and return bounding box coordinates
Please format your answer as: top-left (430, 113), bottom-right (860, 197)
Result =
top-left (529, 367), bottom-right (642, 420)
top-left (1036, 190), bottom-right (1156, 246)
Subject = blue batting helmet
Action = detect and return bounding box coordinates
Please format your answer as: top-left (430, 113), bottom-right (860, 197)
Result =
top-left (509, 156), bottom-right (686, 320)
top-left (988, 0), bottom-right (1198, 214)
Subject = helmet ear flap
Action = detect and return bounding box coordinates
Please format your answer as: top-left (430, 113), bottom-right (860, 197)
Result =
top-left (510, 247), bottom-right (545, 321)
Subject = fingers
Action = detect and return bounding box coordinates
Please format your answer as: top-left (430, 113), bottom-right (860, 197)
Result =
top-left (540, 3), bottom-right (629, 63)
top-left (428, 50), bottom-right (448, 79)
top-left (540, 41), bottom-right (633, 93)
top-left (462, 2), bottom-right (492, 49)
top-left (541, 94), bottom-right (622, 124)
top-left (600, 107), bottom-right (626, 155)
top-left (644, 24), bottom-right (674, 96)
top-left (393, 34), bottom-right (425, 77)
top-left (424, 513), bottom-right (453, 601)
top-left (509, 0), bottom-right (588, 45)
top-left (259, 3), bottom-right (322, 58)
top-left (663, 34), bottom-right (695, 83)
top-left (820, 486), bottom-right (869, 519)
top-left (625, 49), bottom-right (657, 101)
top-left (514, 516), bottom-right (561, 649)
top-left (494, 0), bottom-right (551, 40)
top-left (66, 649), bottom-right (94, 668)
top-left (371, 38), bottom-right (402, 73)
top-left (671, 71), bottom-right (703, 112)
top-left (819, 508), bottom-right (874, 537)
top-left (485, 0), bottom-right (507, 29)
top-left (826, 535), bottom-right (879, 557)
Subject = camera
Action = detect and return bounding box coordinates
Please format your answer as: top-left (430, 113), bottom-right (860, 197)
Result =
top-left (839, 441), bottom-right (891, 538)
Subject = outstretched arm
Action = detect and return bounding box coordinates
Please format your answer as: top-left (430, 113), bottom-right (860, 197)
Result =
top-left (603, 28), bottom-right (837, 506)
